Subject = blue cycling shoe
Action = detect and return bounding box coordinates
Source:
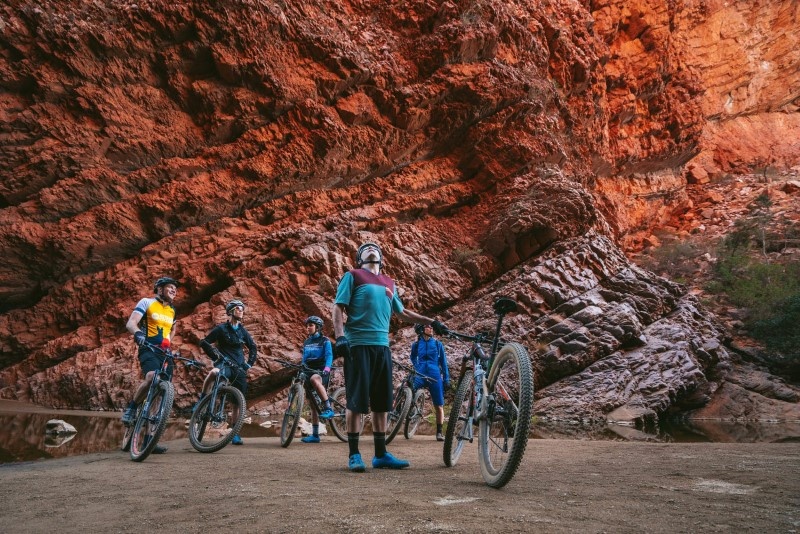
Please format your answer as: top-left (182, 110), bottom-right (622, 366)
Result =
top-left (301, 435), bottom-right (320, 443)
top-left (121, 404), bottom-right (137, 426)
top-left (372, 452), bottom-right (409, 469)
top-left (348, 453), bottom-right (366, 472)
top-left (319, 408), bottom-right (335, 419)
top-left (231, 434), bottom-right (243, 445)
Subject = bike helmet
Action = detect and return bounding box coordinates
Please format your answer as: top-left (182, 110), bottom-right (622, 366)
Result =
top-left (414, 323), bottom-right (425, 337)
top-left (356, 242), bottom-right (382, 267)
top-left (305, 315), bottom-right (324, 329)
top-left (226, 299), bottom-right (245, 315)
top-left (153, 277), bottom-right (179, 293)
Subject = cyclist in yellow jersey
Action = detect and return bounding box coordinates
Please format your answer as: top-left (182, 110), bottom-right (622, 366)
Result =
top-left (120, 277), bottom-right (179, 453)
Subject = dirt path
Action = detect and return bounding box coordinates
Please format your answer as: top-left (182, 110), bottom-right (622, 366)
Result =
top-left (1, 433), bottom-right (798, 533)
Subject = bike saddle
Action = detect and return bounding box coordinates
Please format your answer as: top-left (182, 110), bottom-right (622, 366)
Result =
top-left (493, 297), bottom-right (517, 316)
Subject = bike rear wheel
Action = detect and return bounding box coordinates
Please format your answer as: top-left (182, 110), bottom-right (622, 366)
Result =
top-left (478, 342), bottom-right (533, 488)
top-left (443, 370), bottom-right (474, 467)
top-left (280, 383), bottom-right (304, 447)
top-left (188, 385), bottom-right (246, 453)
top-left (130, 380), bottom-right (175, 462)
top-left (386, 386), bottom-right (411, 444)
top-left (404, 389), bottom-right (427, 439)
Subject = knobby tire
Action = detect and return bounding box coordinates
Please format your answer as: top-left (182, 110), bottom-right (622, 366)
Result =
top-left (130, 380), bottom-right (175, 462)
top-left (328, 387), bottom-right (349, 442)
top-left (385, 386), bottom-right (411, 445)
top-left (478, 342), bottom-right (533, 488)
top-left (280, 383), bottom-right (304, 447)
top-left (188, 385), bottom-right (246, 453)
top-left (404, 389), bottom-right (427, 439)
top-left (443, 370), bottom-right (474, 467)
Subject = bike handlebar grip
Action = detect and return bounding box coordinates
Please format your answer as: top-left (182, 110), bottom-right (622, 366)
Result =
top-left (431, 320), bottom-right (448, 336)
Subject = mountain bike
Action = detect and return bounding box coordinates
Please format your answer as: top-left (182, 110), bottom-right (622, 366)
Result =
top-left (278, 361), bottom-right (348, 446)
top-left (388, 360), bottom-right (436, 441)
top-left (442, 297), bottom-right (533, 488)
top-left (121, 343), bottom-right (204, 462)
top-left (188, 350), bottom-right (248, 453)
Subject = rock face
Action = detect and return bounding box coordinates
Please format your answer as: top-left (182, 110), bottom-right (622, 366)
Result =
top-left (0, 1), bottom-right (798, 426)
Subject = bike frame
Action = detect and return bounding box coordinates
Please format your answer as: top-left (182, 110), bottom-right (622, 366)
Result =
top-left (449, 307), bottom-right (510, 439)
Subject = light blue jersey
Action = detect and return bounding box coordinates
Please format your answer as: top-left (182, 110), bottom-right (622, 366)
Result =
top-left (334, 269), bottom-right (404, 346)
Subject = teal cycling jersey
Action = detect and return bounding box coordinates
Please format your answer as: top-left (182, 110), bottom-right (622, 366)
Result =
top-left (334, 269), bottom-right (404, 347)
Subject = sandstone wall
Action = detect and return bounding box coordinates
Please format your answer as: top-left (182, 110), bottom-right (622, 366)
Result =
top-left (0, 0), bottom-right (797, 424)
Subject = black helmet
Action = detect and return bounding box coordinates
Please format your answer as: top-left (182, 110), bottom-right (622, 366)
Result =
top-left (153, 277), bottom-right (179, 293)
top-left (305, 316), bottom-right (324, 329)
top-left (356, 242), bottom-right (382, 267)
top-left (226, 300), bottom-right (245, 315)
top-left (414, 323), bottom-right (425, 337)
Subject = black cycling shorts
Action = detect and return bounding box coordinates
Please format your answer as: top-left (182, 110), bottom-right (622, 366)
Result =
top-left (218, 364), bottom-right (247, 396)
top-left (344, 345), bottom-right (393, 413)
top-left (138, 349), bottom-right (174, 379)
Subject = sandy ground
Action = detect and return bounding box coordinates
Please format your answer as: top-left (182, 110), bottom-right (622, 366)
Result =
top-left (0, 427), bottom-right (798, 533)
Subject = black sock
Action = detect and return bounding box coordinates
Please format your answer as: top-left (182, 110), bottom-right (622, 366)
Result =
top-left (374, 432), bottom-right (386, 458)
top-left (348, 433), bottom-right (360, 457)
top-left (312, 424), bottom-right (319, 437)
top-left (436, 423), bottom-right (443, 434)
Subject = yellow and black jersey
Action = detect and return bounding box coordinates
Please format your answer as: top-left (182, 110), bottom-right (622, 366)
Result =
top-left (133, 297), bottom-right (175, 346)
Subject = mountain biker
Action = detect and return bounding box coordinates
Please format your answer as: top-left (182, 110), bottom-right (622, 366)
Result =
top-left (300, 315), bottom-right (335, 443)
top-left (411, 323), bottom-right (451, 441)
top-left (197, 299), bottom-right (258, 446)
top-left (332, 241), bottom-right (448, 472)
top-left (121, 277), bottom-right (180, 454)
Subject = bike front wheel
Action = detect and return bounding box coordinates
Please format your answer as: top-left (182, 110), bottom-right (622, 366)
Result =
top-left (404, 389), bottom-right (427, 439)
top-left (443, 370), bottom-right (474, 467)
top-left (130, 380), bottom-right (175, 462)
top-left (280, 383), bottom-right (304, 447)
top-left (328, 387), bottom-right (348, 442)
top-left (478, 342), bottom-right (533, 488)
top-left (385, 386), bottom-right (411, 444)
top-left (188, 385), bottom-right (246, 453)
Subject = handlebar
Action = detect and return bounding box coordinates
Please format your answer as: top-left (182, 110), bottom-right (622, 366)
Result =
top-left (391, 359), bottom-right (437, 384)
top-left (275, 360), bottom-right (338, 374)
top-left (142, 342), bottom-right (206, 368)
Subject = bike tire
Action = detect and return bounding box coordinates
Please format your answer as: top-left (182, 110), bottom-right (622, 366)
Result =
top-left (443, 370), bottom-right (474, 467)
top-left (280, 383), bottom-right (304, 448)
top-left (188, 385), bottom-right (246, 453)
top-left (404, 389), bottom-right (427, 439)
top-left (478, 342), bottom-right (533, 488)
top-left (130, 380), bottom-right (175, 462)
top-left (328, 386), bottom-right (348, 442)
top-left (386, 386), bottom-right (412, 445)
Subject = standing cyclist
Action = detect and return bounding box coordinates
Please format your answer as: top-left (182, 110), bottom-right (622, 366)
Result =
top-left (300, 316), bottom-right (335, 443)
top-left (197, 299), bottom-right (258, 446)
top-left (411, 323), bottom-right (450, 441)
top-left (121, 277), bottom-right (180, 454)
top-left (332, 242), bottom-right (448, 472)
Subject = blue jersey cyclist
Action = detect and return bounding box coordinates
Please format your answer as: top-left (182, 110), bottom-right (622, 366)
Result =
top-left (333, 241), bottom-right (448, 472)
top-left (121, 277), bottom-right (180, 454)
top-left (300, 316), bottom-right (335, 443)
top-left (411, 323), bottom-right (450, 441)
top-left (198, 299), bottom-right (257, 446)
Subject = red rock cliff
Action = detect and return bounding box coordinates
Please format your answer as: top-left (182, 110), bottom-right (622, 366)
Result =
top-left (0, 0), bottom-right (797, 424)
